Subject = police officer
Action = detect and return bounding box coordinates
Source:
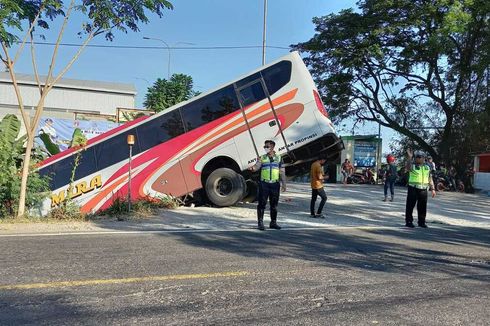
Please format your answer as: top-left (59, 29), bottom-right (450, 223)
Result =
top-left (249, 140), bottom-right (287, 230)
top-left (405, 149), bottom-right (436, 228)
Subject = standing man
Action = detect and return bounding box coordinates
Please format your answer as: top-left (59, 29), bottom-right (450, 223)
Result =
top-left (383, 154), bottom-right (397, 202)
top-left (405, 149), bottom-right (436, 228)
top-left (341, 159), bottom-right (354, 184)
top-left (310, 157), bottom-right (328, 218)
top-left (427, 156), bottom-right (436, 172)
top-left (249, 140), bottom-right (287, 230)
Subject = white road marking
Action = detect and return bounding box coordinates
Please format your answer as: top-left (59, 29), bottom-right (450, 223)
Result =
top-left (0, 225), bottom-right (422, 238)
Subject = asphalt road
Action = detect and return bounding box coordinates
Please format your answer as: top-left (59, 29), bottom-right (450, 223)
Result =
top-left (1, 225), bottom-right (489, 325)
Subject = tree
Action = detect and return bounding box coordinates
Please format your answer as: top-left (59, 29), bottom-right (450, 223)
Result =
top-left (0, 115), bottom-right (48, 217)
top-left (144, 73), bottom-right (200, 112)
top-left (0, 0), bottom-right (173, 217)
top-left (293, 0), bottom-right (489, 166)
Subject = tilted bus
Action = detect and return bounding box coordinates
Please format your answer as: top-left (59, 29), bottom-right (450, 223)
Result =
top-left (38, 51), bottom-right (344, 214)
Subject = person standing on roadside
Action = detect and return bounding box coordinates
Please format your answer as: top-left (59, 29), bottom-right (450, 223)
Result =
top-left (427, 156), bottom-right (436, 172)
top-left (249, 140), bottom-right (287, 231)
top-left (383, 154), bottom-right (397, 202)
top-left (310, 157), bottom-right (328, 218)
top-left (405, 149), bottom-right (436, 228)
top-left (341, 159), bottom-right (353, 184)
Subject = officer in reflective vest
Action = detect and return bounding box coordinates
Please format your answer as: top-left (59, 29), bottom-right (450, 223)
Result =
top-left (405, 149), bottom-right (436, 228)
top-left (250, 140), bottom-right (287, 230)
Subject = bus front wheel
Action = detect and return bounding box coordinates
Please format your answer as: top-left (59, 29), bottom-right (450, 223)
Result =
top-left (205, 168), bottom-right (246, 207)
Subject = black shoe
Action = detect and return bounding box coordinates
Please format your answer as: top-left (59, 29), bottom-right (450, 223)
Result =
top-left (269, 223), bottom-right (281, 230)
top-left (310, 214), bottom-right (318, 218)
top-left (405, 223), bottom-right (415, 228)
top-left (258, 220), bottom-right (265, 231)
top-left (315, 214), bottom-right (326, 219)
top-left (418, 224), bottom-right (428, 228)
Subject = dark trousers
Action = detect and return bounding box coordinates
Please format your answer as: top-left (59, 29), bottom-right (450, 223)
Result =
top-left (310, 187), bottom-right (327, 215)
top-left (405, 186), bottom-right (428, 225)
top-left (257, 181), bottom-right (280, 221)
top-left (384, 179), bottom-right (395, 197)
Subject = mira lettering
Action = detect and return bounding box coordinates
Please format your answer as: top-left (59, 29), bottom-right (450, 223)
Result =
top-left (51, 175), bottom-right (102, 207)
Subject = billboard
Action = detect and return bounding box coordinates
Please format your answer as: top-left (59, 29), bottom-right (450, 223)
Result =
top-left (353, 141), bottom-right (377, 167)
top-left (36, 117), bottom-right (120, 152)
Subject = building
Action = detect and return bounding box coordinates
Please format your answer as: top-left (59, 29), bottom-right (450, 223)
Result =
top-left (474, 152), bottom-right (490, 193)
top-left (0, 72), bottom-right (136, 121)
top-left (337, 135), bottom-right (382, 182)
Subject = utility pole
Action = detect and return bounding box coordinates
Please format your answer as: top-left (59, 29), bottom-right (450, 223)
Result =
top-left (262, 0), bottom-right (267, 65)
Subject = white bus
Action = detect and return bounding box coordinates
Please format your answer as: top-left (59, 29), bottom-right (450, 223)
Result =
top-left (38, 52), bottom-right (343, 213)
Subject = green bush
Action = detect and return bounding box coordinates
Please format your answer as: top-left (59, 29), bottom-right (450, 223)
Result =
top-left (0, 115), bottom-right (49, 218)
top-left (99, 195), bottom-right (179, 219)
top-left (47, 201), bottom-right (87, 220)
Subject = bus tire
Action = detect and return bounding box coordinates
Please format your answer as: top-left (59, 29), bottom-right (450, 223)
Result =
top-left (205, 168), bottom-right (246, 207)
top-left (242, 180), bottom-right (258, 203)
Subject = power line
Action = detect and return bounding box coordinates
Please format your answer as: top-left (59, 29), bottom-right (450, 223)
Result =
top-left (25, 41), bottom-right (290, 50)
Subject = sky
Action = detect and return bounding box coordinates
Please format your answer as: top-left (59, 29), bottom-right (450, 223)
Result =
top-left (9, 0), bottom-right (395, 153)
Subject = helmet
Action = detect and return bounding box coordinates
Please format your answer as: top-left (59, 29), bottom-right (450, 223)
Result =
top-left (386, 154), bottom-right (395, 163)
top-left (414, 151), bottom-right (426, 158)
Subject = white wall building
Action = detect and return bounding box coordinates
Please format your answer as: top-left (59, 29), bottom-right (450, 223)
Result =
top-left (0, 72), bottom-right (136, 122)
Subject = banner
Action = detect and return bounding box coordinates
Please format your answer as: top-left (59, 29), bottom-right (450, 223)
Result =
top-left (117, 108), bottom-right (153, 123)
top-left (36, 117), bottom-right (120, 152)
top-left (354, 141), bottom-right (377, 167)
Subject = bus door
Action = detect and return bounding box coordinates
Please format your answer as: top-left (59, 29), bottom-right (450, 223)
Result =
top-left (234, 78), bottom-right (293, 163)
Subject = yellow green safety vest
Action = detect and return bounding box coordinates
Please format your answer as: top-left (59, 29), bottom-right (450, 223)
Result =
top-left (408, 164), bottom-right (430, 188)
top-left (260, 154), bottom-right (282, 182)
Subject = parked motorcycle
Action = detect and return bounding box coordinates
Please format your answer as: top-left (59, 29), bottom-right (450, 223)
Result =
top-left (347, 168), bottom-right (376, 184)
top-left (434, 171), bottom-right (465, 192)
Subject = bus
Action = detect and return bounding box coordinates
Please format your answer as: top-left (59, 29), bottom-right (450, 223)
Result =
top-left (38, 51), bottom-right (344, 214)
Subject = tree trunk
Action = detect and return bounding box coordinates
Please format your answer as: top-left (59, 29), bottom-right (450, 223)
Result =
top-left (17, 134), bottom-right (35, 217)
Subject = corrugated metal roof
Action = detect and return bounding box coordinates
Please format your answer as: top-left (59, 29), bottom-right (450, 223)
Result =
top-left (0, 72), bottom-right (136, 95)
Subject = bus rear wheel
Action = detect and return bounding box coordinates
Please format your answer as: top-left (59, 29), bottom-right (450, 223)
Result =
top-left (242, 180), bottom-right (258, 203)
top-left (205, 168), bottom-right (246, 207)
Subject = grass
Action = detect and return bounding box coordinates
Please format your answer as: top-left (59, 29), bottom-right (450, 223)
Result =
top-left (0, 196), bottom-right (180, 224)
top-left (99, 195), bottom-right (180, 220)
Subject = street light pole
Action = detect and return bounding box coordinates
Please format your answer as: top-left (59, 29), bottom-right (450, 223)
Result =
top-left (377, 117), bottom-right (381, 184)
top-left (262, 0), bottom-right (268, 65)
top-left (143, 37), bottom-right (171, 79)
top-left (127, 134), bottom-right (135, 212)
top-left (143, 37), bottom-right (195, 80)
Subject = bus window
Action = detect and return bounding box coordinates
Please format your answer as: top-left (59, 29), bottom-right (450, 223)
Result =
top-left (52, 157), bottom-right (75, 189)
top-left (94, 130), bottom-right (141, 170)
top-left (180, 86), bottom-right (239, 132)
top-left (137, 110), bottom-right (185, 151)
top-left (238, 81), bottom-right (266, 107)
top-left (235, 73), bottom-right (261, 89)
top-left (261, 60), bottom-right (292, 95)
top-left (74, 148), bottom-right (97, 180)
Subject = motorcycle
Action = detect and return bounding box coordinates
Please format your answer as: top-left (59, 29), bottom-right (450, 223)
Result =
top-left (347, 168), bottom-right (376, 184)
top-left (434, 171), bottom-right (465, 192)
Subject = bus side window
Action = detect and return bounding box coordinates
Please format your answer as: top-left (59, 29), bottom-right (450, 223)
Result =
top-left (137, 110), bottom-right (185, 152)
top-left (52, 157), bottom-right (75, 190)
top-left (180, 86), bottom-right (239, 132)
top-left (94, 130), bottom-right (141, 170)
top-left (238, 82), bottom-right (266, 107)
top-left (261, 60), bottom-right (292, 95)
top-left (74, 148), bottom-right (97, 181)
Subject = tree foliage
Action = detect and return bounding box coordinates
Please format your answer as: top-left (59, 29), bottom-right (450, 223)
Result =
top-left (144, 74), bottom-right (200, 112)
top-left (293, 0), bottom-right (489, 165)
top-left (0, 0), bottom-right (173, 44)
top-left (0, 0), bottom-right (174, 216)
top-left (0, 115), bottom-right (48, 218)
